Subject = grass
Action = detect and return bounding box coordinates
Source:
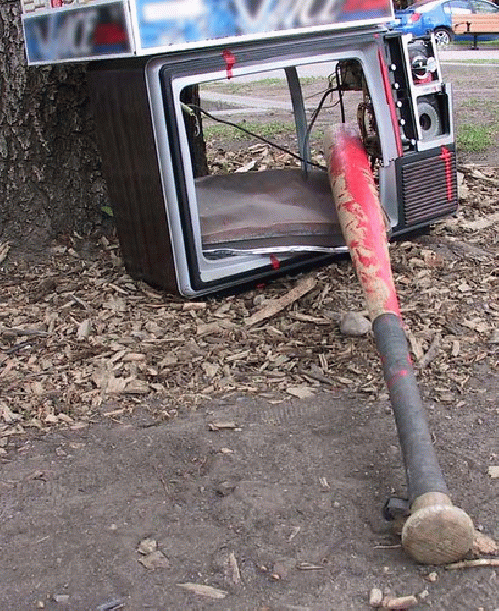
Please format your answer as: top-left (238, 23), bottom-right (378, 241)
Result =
top-left (441, 58), bottom-right (499, 65)
top-left (451, 40), bottom-right (499, 47)
top-left (461, 97), bottom-right (483, 107)
top-left (250, 78), bottom-right (284, 86)
top-left (204, 119), bottom-right (296, 141)
top-left (205, 75), bottom-right (323, 94)
top-left (207, 78), bottom-right (285, 94)
top-left (456, 124), bottom-right (493, 152)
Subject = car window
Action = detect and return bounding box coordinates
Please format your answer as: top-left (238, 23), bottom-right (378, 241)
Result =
top-left (470, 0), bottom-right (499, 12)
top-left (444, 0), bottom-right (472, 14)
top-left (411, 0), bottom-right (442, 10)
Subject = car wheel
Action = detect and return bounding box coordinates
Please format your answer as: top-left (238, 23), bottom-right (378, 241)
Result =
top-left (434, 27), bottom-right (452, 46)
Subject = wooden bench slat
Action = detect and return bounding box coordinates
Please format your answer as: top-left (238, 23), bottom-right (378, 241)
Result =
top-left (452, 14), bottom-right (499, 21)
top-left (451, 14), bottom-right (499, 35)
top-left (451, 14), bottom-right (499, 48)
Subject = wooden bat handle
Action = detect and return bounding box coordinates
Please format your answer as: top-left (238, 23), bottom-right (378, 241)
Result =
top-left (402, 492), bottom-right (474, 565)
top-left (323, 125), bottom-right (400, 321)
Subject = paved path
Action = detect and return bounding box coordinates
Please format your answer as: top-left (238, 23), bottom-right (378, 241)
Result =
top-left (438, 46), bottom-right (499, 63)
top-left (203, 46), bottom-right (499, 117)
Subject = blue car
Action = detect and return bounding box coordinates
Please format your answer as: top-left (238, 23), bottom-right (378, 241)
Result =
top-left (392, 0), bottom-right (499, 46)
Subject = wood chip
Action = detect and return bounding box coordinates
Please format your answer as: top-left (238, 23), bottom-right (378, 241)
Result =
top-left (369, 588), bottom-right (383, 607)
top-left (0, 241), bottom-right (10, 263)
top-left (106, 377), bottom-right (127, 394)
top-left (137, 538), bottom-right (157, 555)
top-left (183, 302), bottom-right (207, 311)
top-left (122, 353), bottom-right (147, 362)
top-left (125, 380), bottom-right (151, 394)
top-left (1, 326), bottom-right (49, 338)
top-left (225, 552), bottom-right (241, 585)
top-left (381, 595), bottom-right (418, 609)
top-left (419, 331), bottom-right (441, 368)
top-left (460, 211), bottom-right (499, 231)
top-left (370, 591), bottom-right (418, 609)
top-left (0, 404), bottom-right (20, 423)
top-left (286, 386), bottom-right (315, 399)
top-left (138, 550), bottom-right (170, 570)
top-left (177, 583), bottom-right (227, 599)
top-left (289, 312), bottom-right (330, 325)
top-left (298, 368), bottom-right (337, 386)
top-left (197, 320), bottom-right (235, 335)
top-left (488, 466), bottom-right (499, 479)
top-left (473, 531), bottom-right (498, 556)
top-left (1, 163), bottom-right (497, 438)
top-left (445, 558), bottom-right (499, 570)
top-left (244, 276), bottom-right (316, 327)
top-left (406, 329), bottom-right (424, 362)
top-left (208, 421), bottom-right (238, 431)
top-left (77, 319), bottom-right (92, 340)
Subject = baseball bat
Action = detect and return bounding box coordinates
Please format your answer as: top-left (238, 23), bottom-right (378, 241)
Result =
top-left (324, 126), bottom-right (474, 564)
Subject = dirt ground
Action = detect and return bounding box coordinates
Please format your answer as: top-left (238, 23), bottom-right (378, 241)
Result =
top-left (0, 59), bottom-right (498, 610)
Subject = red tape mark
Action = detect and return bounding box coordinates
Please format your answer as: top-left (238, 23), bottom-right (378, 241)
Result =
top-left (222, 50), bottom-right (236, 79)
top-left (440, 146), bottom-right (453, 201)
top-left (269, 254), bottom-right (280, 270)
top-left (387, 369), bottom-right (408, 389)
top-left (378, 48), bottom-right (403, 158)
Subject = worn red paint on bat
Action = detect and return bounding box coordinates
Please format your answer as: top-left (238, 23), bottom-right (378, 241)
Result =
top-left (325, 127), bottom-right (400, 320)
top-left (386, 369), bottom-right (409, 389)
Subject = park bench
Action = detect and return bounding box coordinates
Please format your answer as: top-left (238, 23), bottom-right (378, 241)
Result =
top-left (452, 14), bottom-right (499, 49)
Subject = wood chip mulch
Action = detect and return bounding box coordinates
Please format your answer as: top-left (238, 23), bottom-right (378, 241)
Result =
top-left (0, 164), bottom-right (497, 437)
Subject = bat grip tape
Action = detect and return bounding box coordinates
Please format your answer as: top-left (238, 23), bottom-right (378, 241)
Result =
top-left (373, 313), bottom-right (448, 504)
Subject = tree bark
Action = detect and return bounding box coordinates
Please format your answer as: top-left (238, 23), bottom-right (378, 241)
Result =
top-left (180, 86), bottom-right (209, 178)
top-left (0, 2), bottom-right (107, 254)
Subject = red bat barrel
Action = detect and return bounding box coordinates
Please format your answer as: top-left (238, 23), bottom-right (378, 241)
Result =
top-left (325, 126), bottom-right (474, 564)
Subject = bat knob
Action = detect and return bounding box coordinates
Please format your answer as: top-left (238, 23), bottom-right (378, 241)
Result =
top-left (402, 492), bottom-right (474, 564)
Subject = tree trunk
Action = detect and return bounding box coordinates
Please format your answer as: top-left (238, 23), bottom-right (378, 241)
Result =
top-left (0, 3), bottom-right (107, 255)
top-left (180, 86), bottom-right (209, 179)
